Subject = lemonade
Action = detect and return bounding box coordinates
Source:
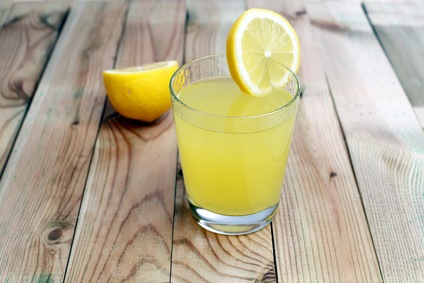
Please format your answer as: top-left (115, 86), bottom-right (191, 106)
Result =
top-left (171, 8), bottom-right (300, 234)
top-left (173, 77), bottom-right (297, 216)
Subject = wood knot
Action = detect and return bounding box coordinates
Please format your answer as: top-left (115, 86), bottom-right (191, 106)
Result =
top-left (48, 228), bottom-right (63, 241)
top-left (256, 264), bottom-right (276, 282)
top-left (295, 10), bottom-right (307, 16)
top-left (43, 222), bottom-right (73, 245)
top-left (330, 171), bottom-right (337, 179)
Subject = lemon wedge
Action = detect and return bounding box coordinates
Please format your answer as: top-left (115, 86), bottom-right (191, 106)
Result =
top-left (103, 61), bottom-right (178, 122)
top-left (226, 8), bottom-right (300, 96)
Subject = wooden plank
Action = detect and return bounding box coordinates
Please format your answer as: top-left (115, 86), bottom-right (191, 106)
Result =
top-left (247, 1), bottom-right (382, 282)
top-left (171, 1), bottom-right (277, 282)
top-left (306, 1), bottom-right (424, 281)
top-left (184, 0), bottom-right (246, 61)
top-left (0, 2), bottom-right (126, 282)
top-left (364, 2), bottom-right (424, 128)
top-left (0, 2), bottom-right (67, 177)
top-left (64, 0), bottom-right (185, 281)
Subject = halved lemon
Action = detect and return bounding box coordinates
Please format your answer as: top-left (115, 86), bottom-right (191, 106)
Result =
top-left (226, 8), bottom-right (300, 96)
top-left (103, 61), bottom-right (178, 122)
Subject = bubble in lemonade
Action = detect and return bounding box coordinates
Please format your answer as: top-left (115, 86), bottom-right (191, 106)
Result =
top-left (174, 77), bottom-right (297, 216)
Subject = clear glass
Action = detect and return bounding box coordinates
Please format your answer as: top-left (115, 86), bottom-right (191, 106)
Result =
top-left (170, 54), bottom-right (300, 235)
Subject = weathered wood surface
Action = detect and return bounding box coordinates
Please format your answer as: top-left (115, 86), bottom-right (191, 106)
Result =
top-left (184, 0), bottom-right (246, 62)
top-left (364, 2), bottom-right (424, 129)
top-left (0, 2), bottom-right (11, 27)
top-left (0, 2), bottom-right (126, 281)
top-left (65, 0), bottom-right (185, 281)
top-left (306, 1), bottom-right (424, 281)
top-left (0, 2), bottom-right (67, 176)
top-left (0, 0), bottom-right (423, 282)
top-left (171, 0), bottom-right (277, 282)
top-left (248, 1), bottom-right (382, 282)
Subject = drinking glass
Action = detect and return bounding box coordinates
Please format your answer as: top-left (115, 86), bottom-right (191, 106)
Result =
top-left (170, 54), bottom-right (300, 235)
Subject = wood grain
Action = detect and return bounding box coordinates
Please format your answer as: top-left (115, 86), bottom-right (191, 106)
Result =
top-left (306, 1), bottom-right (424, 281)
top-left (247, 0), bottom-right (305, 19)
top-left (247, 1), bottom-right (383, 282)
top-left (0, 2), bottom-right (126, 281)
top-left (185, 0), bottom-right (246, 61)
top-left (171, 1), bottom-right (277, 282)
top-left (364, 2), bottom-right (424, 128)
top-left (0, 2), bottom-right (11, 27)
top-left (0, 2), bottom-right (67, 176)
top-left (64, 0), bottom-right (185, 281)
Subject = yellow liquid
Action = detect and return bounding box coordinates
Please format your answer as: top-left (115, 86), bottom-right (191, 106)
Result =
top-left (174, 78), bottom-right (296, 216)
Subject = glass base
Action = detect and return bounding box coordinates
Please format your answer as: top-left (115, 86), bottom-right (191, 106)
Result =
top-left (188, 199), bottom-right (278, 235)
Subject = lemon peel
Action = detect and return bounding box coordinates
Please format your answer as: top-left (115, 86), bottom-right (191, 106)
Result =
top-left (226, 8), bottom-right (300, 96)
top-left (103, 61), bottom-right (179, 122)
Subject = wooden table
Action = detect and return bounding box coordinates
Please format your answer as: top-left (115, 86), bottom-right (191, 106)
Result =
top-left (0, 0), bottom-right (423, 282)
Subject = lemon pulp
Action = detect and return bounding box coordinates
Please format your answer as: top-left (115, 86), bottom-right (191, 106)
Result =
top-left (226, 8), bottom-right (300, 96)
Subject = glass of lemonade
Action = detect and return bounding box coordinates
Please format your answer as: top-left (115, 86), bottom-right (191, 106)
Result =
top-left (170, 54), bottom-right (300, 235)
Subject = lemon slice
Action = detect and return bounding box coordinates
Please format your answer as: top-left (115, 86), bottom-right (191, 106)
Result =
top-left (226, 8), bottom-right (300, 96)
top-left (103, 61), bottom-right (178, 122)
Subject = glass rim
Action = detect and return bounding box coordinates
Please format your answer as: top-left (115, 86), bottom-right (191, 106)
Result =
top-left (169, 53), bottom-right (301, 120)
